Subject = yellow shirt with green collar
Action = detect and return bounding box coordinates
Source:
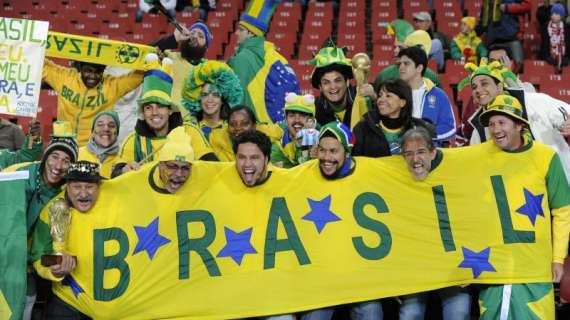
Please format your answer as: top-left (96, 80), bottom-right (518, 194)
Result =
top-left (199, 119), bottom-right (226, 142)
top-left (483, 136), bottom-right (570, 264)
top-left (77, 146), bottom-right (119, 179)
top-left (42, 59), bottom-right (144, 146)
top-left (119, 123), bottom-right (213, 163)
top-left (207, 123), bottom-right (284, 162)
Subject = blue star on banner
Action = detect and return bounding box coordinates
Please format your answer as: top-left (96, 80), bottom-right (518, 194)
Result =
top-left (133, 217), bottom-right (171, 260)
top-left (302, 195), bottom-right (341, 233)
top-left (458, 246), bottom-right (496, 279)
top-left (515, 188), bottom-right (544, 225)
top-left (62, 275), bottom-right (84, 298)
top-left (217, 227), bottom-right (257, 265)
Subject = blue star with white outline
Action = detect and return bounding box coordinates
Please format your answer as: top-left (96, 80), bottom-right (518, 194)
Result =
top-left (515, 188), bottom-right (544, 225)
top-left (302, 195), bottom-right (341, 233)
top-left (62, 275), bottom-right (84, 298)
top-left (458, 246), bottom-right (496, 279)
top-left (217, 227), bottom-right (257, 265)
top-left (133, 217), bottom-right (171, 260)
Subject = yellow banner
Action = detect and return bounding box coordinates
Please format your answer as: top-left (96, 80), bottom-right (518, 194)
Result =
top-left (45, 31), bottom-right (156, 70)
top-left (47, 142), bottom-right (556, 319)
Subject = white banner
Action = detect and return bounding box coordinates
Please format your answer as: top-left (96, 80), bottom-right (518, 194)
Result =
top-left (0, 17), bottom-right (49, 117)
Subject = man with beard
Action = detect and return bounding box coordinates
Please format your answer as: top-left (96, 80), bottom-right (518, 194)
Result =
top-left (155, 22), bottom-right (243, 120)
top-left (476, 94), bottom-right (570, 319)
top-left (399, 127), bottom-right (471, 320)
top-left (42, 59), bottom-right (144, 146)
top-left (30, 160), bottom-right (104, 319)
top-left (271, 92), bottom-right (315, 168)
top-left (301, 121), bottom-right (383, 319)
top-left (116, 55), bottom-right (216, 175)
top-left (228, 0), bottom-right (300, 124)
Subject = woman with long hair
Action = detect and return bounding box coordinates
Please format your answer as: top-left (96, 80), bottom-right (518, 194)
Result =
top-left (352, 79), bottom-right (434, 157)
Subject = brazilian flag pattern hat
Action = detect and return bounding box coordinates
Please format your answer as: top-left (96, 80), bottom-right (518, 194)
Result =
top-left (479, 94), bottom-right (529, 127)
top-left (239, 0), bottom-right (277, 36)
top-left (138, 54), bottom-right (178, 111)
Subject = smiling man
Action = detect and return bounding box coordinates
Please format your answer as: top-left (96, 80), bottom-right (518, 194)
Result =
top-left (311, 46), bottom-right (364, 128)
top-left (233, 130), bottom-right (272, 187)
top-left (401, 126), bottom-right (439, 181)
top-left (303, 121), bottom-right (383, 319)
top-left (117, 55), bottom-right (216, 175)
top-left (271, 93), bottom-right (315, 168)
top-left (476, 94), bottom-right (570, 319)
top-left (462, 59), bottom-right (570, 180)
top-left (42, 59), bottom-right (144, 146)
top-left (30, 160), bottom-right (104, 319)
top-left (4, 121), bottom-right (78, 319)
top-left (400, 126), bottom-right (471, 320)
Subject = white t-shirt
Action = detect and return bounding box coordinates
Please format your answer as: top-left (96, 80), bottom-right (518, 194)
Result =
top-left (412, 83), bottom-right (427, 119)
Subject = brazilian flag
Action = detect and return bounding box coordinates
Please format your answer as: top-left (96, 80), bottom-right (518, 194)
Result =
top-left (0, 171), bottom-right (30, 319)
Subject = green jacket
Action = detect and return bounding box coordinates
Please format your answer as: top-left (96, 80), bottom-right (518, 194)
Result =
top-left (270, 124), bottom-right (302, 169)
top-left (13, 162), bottom-right (63, 234)
top-left (0, 137), bottom-right (43, 171)
top-left (373, 64), bottom-right (440, 91)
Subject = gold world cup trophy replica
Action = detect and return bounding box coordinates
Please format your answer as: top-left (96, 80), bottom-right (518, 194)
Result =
top-left (349, 52), bottom-right (371, 129)
top-left (41, 198), bottom-right (76, 266)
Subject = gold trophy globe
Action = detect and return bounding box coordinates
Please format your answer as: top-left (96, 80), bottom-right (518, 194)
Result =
top-left (41, 198), bottom-right (74, 266)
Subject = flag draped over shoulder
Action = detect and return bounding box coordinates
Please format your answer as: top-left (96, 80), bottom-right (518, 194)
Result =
top-left (228, 37), bottom-right (300, 124)
top-left (47, 142), bottom-right (558, 319)
top-left (0, 171), bottom-right (30, 320)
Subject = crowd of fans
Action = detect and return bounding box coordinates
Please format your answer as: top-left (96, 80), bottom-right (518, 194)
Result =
top-left (2, 0), bottom-right (570, 319)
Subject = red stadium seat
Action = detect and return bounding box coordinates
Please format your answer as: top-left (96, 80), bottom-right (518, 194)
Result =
top-left (444, 60), bottom-right (468, 85)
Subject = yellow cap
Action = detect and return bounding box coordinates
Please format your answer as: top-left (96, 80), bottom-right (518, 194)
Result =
top-left (158, 127), bottom-right (195, 163)
top-left (404, 30), bottom-right (432, 55)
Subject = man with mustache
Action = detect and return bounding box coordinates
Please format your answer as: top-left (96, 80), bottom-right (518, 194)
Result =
top-left (302, 121), bottom-right (383, 319)
top-left (30, 160), bottom-right (104, 319)
top-left (399, 127), bottom-right (471, 320)
top-left (42, 58), bottom-right (144, 146)
top-left (271, 93), bottom-right (315, 168)
top-left (476, 94), bottom-right (570, 319)
top-left (151, 127), bottom-right (195, 194)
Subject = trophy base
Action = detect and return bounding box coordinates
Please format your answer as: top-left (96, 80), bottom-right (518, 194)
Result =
top-left (41, 255), bottom-right (77, 267)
